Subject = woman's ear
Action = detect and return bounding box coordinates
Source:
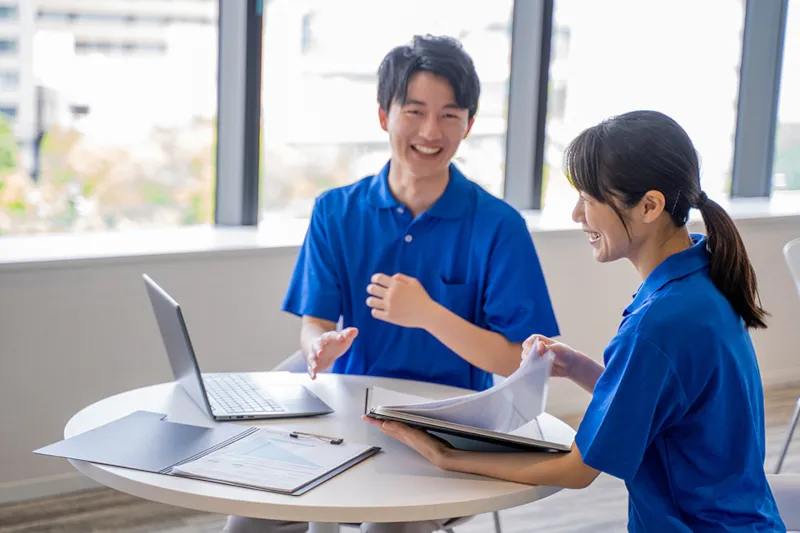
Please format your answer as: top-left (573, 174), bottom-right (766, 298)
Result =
top-left (639, 190), bottom-right (666, 224)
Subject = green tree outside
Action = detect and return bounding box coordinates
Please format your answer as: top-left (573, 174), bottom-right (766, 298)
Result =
top-left (0, 113), bottom-right (18, 175)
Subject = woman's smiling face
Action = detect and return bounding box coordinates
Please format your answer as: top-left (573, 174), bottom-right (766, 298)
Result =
top-left (572, 191), bottom-right (632, 264)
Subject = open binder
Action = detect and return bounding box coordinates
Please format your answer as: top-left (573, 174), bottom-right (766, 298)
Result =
top-left (34, 411), bottom-right (380, 495)
top-left (364, 352), bottom-right (572, 454)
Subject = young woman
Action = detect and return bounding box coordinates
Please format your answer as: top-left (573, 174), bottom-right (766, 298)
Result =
top-left (364, 110), bottom-right (786, 532)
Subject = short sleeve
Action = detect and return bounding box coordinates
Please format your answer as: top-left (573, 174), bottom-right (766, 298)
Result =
top-left (482, 213), bottom-right (559, 342)
top-left (281, 196), bottom-right (342, 322)
top-left (575, 334), bottom-right (687, 482)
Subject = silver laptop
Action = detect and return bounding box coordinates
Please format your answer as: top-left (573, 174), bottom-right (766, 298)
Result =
top-left (142, 274), bottom-right (333, 421)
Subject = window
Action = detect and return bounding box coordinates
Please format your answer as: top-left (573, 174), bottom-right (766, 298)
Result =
top-left (37, 11), bottom-right (72, 23)
top-left (0, 2), bottom-right (219, 235)
top-left (0, 39), bottom-right (17, 54)
top-left (75, 40), bottom-right (168, 56)
top-left (542, 0), bottom-right (745, 210)
top-left (0, 106), bottom-right (16, 119)
top-left (259, 0), bottom-right (514, 218)
top-left (0, 5), bottom-right (17, 20)
top-left (773, 0), bottom-right (800, 195)
top-left (0, 70), bottom-right (18, 91)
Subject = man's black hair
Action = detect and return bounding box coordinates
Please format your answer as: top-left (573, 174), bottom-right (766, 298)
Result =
top-left (377, 34), bottom-right (480, 120)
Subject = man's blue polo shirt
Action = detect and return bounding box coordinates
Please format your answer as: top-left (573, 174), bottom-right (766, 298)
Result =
top-left (282, 161), bottom-right (559, 391)
top-left (575, 235), bottom-right (784, 532)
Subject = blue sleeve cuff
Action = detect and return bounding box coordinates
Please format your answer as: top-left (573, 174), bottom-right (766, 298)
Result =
top-left (575, 425), bottom-right (633, 483)
top-left (282, 294), bottom-right (341, 323)
top-left (490, 318), bottom-right (560, 344)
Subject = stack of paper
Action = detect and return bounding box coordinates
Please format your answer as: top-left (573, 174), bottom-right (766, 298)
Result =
top-left (366, 351), bottom-right (568, 453)
top-left (172, 428), bottom-right (378, 494)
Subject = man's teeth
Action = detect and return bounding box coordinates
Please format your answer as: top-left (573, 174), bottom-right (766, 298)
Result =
top-left (413, 145), bottom-right (441, 155)
top-left (586, 231), bottom-right (601, 242)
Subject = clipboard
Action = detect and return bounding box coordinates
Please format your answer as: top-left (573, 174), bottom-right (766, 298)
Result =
top-left (34, 411), bottom-right (380, 495)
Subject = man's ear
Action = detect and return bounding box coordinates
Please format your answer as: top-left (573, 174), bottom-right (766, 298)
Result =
top-left (463, 117), bottom-right (475, 139)
top-left (378, 106), bottom-right (389, 132)
top-left (639, 190), bottom-right (666, 224)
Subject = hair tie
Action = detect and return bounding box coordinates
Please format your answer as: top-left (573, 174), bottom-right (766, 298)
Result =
top-left (696, 191), bottom-right (709, 209)
top-left (670, 188), bottom-right (682, 215)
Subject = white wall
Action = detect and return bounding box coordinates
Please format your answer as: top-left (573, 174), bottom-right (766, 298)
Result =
top-left (1, 216), bottom-right (799, 502)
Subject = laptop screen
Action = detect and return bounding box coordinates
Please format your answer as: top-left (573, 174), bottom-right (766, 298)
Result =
top-left (142, 274), bottom-right (214, 419)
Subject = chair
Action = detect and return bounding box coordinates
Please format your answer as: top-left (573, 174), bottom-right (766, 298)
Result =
top-left (768, 474), bottom-right (800, 530)
top-left (775, 238), bottom-right (800, 474)
top-left (271, 351), bottom-right (503, 533)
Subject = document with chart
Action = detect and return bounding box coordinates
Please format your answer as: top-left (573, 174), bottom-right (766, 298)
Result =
top-left (366, 350), bottom-right (570, 453)
top-left (171, 428), bottom-right (379, 494)
top-left (35, 410), bottom-right (379, 496)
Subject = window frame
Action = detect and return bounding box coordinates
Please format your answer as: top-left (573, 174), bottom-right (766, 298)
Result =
top-left (220, 0), bottom-right (789, 225)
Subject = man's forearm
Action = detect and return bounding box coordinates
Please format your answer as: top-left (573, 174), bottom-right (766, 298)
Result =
top-left (300, 317), bottom-right (337, 358)
top-left (423, 303), bottom-right (521, 377)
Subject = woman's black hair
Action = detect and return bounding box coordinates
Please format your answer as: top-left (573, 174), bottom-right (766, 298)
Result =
top-left (564, 110), bottom-right (767, 329)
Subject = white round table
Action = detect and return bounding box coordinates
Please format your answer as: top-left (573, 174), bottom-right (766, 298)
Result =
top-left (64, 372), bottom-right (576, 532)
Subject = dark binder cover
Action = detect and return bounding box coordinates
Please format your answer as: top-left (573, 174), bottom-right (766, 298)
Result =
top-left (34, 411), bottom-right (379, 495)
top-left (363, 389), bottom-right (570, 454)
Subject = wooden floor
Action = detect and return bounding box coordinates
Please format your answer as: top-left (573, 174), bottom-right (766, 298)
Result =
top-left (3, 383), bottom-right (800, 533)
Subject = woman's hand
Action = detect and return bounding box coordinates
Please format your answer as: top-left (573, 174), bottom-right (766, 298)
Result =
top-left (362, 416), bottom-right (453, 469)
top-left (522, 335), bottom-right (603, 393)
top-left (521, 335), bottom-right (581, 378)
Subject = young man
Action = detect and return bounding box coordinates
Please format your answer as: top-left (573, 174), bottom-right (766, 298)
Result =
top-left (225, 34), bottom-right (559, 533)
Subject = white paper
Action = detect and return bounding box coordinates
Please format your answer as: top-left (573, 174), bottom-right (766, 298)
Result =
top-left (373, 350), bottom-right (553, 433)
top-left (172, 428), bottom-right (373, 493)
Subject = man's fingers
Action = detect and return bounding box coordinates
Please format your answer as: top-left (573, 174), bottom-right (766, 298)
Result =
top-left (306, 353), bottom-right (318, 379)
top-left (341, 327), bottom-right (359, 342)
top-left (366, 296), bottom-right (386, 310)
top-left (392, 273), bottom-right (413, 283)
top-left (370, 273), bottom-right (392, 287)
top-left (366, 284), bottom-right (388, 298)
top-left (371, 308), bottom-right (389, 322)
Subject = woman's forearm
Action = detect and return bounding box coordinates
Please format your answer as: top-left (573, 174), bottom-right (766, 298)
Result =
top-left (440, 442), bottom-right (599, 489)
top-left (570, 353), bottom-right (605, 394)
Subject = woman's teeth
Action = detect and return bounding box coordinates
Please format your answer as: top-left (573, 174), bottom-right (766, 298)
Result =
top-left (413, 145), bottom-right (442, 155)
top-left (586, 231), bottom-right (601, 243)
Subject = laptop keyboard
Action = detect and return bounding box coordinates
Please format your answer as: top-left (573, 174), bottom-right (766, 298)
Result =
top-left (203, 374), bottom-right (285, 415)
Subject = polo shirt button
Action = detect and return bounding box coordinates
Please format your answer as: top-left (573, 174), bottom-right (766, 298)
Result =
top-left (397, 207), bottom-right (405, 214)
top-left (404, 234), bottom-right (413, 243)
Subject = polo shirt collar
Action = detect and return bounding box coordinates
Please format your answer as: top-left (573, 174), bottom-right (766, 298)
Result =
top-left (624, 234), bottom-right (711, 315)
top-left (366, 161), bottom-right (470, 219)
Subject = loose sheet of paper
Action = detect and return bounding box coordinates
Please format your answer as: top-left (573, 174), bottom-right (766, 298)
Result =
top-left (373, 350), bottom-right (553, 433)
top-left (172, 428), bottom-right (372, 493)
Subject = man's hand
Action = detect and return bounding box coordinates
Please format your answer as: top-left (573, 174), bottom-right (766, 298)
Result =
top-left (366, 273), bottom-right (438, 329)
top-left (307, 327), bottom-right (358, 379)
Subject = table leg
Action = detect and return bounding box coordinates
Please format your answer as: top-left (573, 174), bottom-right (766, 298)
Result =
top-left (309, 522), bottom-right (341, 533)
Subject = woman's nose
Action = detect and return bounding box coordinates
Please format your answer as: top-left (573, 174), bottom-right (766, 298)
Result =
top-left (572, 199), bottom-right (583, 223)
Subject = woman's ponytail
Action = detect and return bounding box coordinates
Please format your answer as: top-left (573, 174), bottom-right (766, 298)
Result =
top-left (696, 192), bottom-right (768, 329)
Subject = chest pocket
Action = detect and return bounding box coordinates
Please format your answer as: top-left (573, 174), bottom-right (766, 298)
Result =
top-left (432, 277), bottom-right (477, 324)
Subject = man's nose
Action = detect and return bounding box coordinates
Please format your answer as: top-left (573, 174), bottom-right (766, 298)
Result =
top-left (419, 116), bottom-right (443, 141)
